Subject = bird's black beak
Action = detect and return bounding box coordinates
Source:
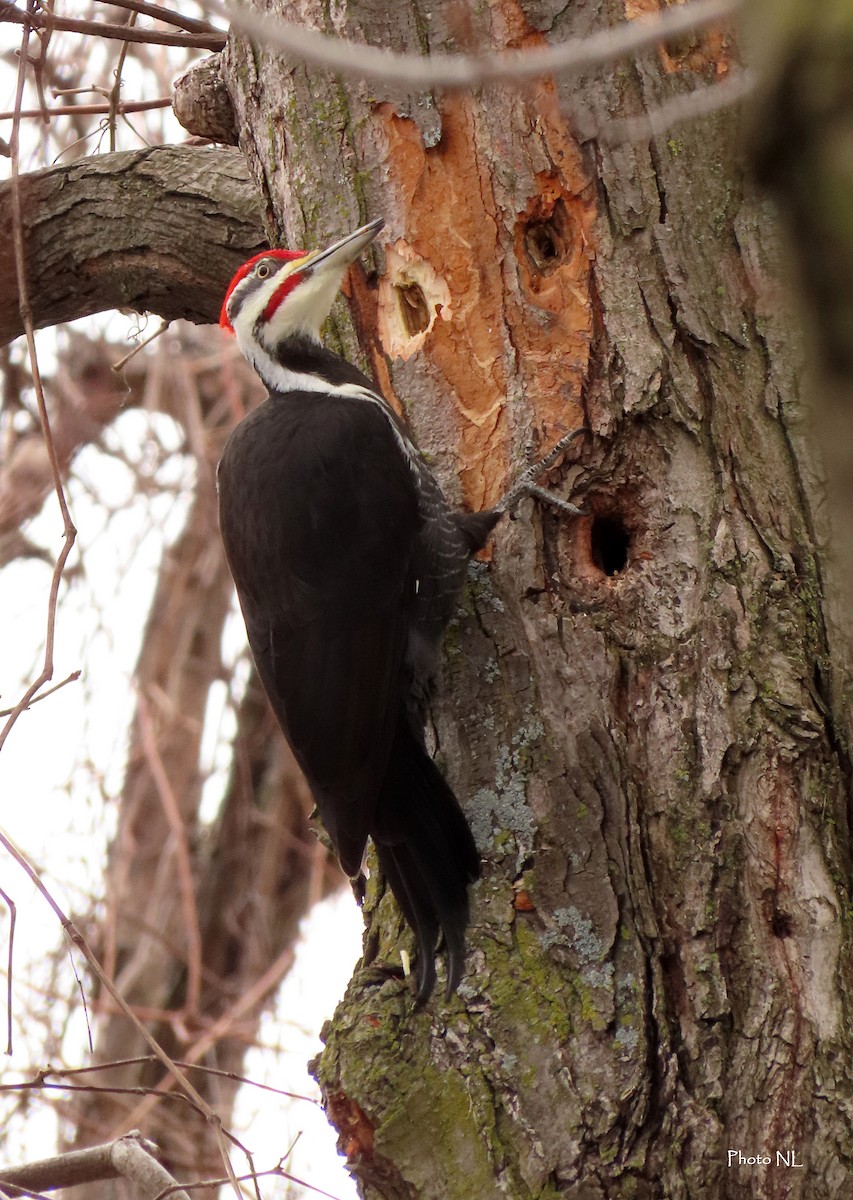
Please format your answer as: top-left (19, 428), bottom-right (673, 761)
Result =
top-left (304, 217), bottom-right (385, 276)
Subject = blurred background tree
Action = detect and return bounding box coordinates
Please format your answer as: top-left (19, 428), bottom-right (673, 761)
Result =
top-left (1, 5), bottom-right (353, 1196)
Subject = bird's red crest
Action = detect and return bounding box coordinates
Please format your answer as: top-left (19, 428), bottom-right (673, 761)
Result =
top-left (219, 248), bottom-right (306, 332)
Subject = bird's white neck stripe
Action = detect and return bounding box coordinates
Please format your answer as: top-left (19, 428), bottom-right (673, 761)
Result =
top-left (248, 344), bottom-right (419, 465)
top-left (247, 342), bottom-right (351, 395)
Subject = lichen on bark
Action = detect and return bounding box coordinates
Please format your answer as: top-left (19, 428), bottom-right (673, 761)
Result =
top-left (220, 1), bottom-right (853, 1196)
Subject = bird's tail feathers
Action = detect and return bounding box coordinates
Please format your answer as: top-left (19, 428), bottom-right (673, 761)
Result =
top-left (373, 720), bottom-right (480, 1004)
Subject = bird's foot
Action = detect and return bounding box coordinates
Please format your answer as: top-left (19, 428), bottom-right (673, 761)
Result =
top-left (353, 928), bottom-right (408, 989)
top-left (353, 962), bottom-right (407, 988)
top-left (495, 426), bottom-right (590, 518)
top-left (354, 941), bottom-right (438, 1005)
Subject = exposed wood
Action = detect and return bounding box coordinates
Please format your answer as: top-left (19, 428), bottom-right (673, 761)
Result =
top-left (222, 1), bottom-right (853, 1197)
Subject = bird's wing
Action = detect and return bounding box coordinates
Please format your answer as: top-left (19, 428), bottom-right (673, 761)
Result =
top-left (218, 393), bottom-right (420, 875)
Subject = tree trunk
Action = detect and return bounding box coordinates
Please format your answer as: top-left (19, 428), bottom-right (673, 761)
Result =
top-left (219, 2), bottom-right (853, 1198)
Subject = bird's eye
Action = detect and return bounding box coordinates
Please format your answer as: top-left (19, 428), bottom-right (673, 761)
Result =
top-left (256, 263), bottom-right (271, 279)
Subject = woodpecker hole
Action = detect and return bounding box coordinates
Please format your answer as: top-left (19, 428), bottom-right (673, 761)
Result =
top-left (396, 282), bottom-right (430, 336)
top-left (525, 200), bottom-right (570, 275)
top-left (770, 910), bottom-right (793, 938)
top-left (590, 514), bottom-right (630, 576)
top-left (378, 241), bottom-right (451, 361)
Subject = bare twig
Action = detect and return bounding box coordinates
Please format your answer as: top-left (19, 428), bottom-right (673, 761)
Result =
top-left (66, 932), bottom-right (95, 1054)
top-left (224, 0), bottom-right (740, 89)
top-left (602, 68), bottom-right (756, 144)
top-left (0, 885), bottom-right (15, 1055)
top-left (112, 320), bottom-right (171, 372)
top-left (149, 1161), bottom-right (346, 1200)
top-left (0, 671), bottom-right (81, 717)
top-left (23, 3), bottom-right (50, 126)
top-left (107, 10), bottom-right (138, 152)
top-left (0, 2), bottom-right (226, 50)
top-left (135, 689), bottom-right (204, 1017)
top-left (0, 1079), bottom-right (206, 1110)
top-left (94, 0), bottom-right (223, 37)
top-left (2, 1058), bottom-right (318, 1105)
top-left (0, 1), bottom-right (77, 757)
top-left (0, 831), bottom-right (242, 1200)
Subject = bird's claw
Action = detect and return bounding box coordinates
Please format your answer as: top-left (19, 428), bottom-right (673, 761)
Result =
top-left (350, 872), bottom-right (367, 907)
top-left (514, 484), bottom-right (589, 518)
top-left (496, 426), bottom-right (590, 517)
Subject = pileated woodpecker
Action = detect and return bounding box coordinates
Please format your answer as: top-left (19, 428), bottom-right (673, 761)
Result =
top-left (218, 218), bottom-right (584, 1003)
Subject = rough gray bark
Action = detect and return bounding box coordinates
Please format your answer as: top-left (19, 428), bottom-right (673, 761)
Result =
top-left (0, 146), bottom-right (264, 346)
top-left (217, 3), bottom-right (853, 1199)
top-left (172, 54), bottom-right (239, 144)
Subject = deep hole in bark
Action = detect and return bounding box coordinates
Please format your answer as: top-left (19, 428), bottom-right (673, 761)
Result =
top-left (396, 283), bottom-right (430, 336)
top-left (528, 225), bottom-right (558, 264)
top-left (590, 515), bottom-right (630, 576)
top-left (525, 200), bottom-right (570, 274)
top-left (771, 909), bottom-right (793, 938)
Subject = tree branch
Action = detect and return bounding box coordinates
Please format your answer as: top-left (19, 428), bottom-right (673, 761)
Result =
top-left (0, 1131), bottom-right (190, 1199)
top-left (111, 1136), bottom-right (191, 1200)
top-left (225, 0), bottom-right (740, 89)
top-left (0, 98), bottom-right (171, 120)
top-left (601, 68), bottom-right (756, 145)
top-left (0, 0), bottom-right (77, 757)
top-left (0, 145), bottom-right (266, 346)
top-left (92, 0), bottom-right (222, 37)
top-left (0, 2), bottom-right (226, 51)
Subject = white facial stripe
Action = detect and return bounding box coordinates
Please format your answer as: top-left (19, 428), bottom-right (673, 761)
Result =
top-left (230, 260), bottom-right (347, 351)
top-left (229, 264), bottom-right (303, 332)
top-left (260, 267), bottom-right (345, 344)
